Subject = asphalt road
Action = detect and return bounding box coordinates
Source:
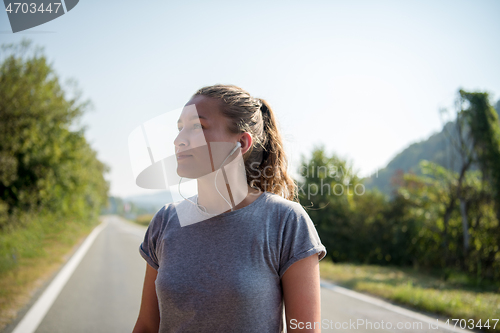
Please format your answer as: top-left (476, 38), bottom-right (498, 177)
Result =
top-left (36, 215), bottom-right (146, 333)
top-left (4, 215), bottom-right (472, 333)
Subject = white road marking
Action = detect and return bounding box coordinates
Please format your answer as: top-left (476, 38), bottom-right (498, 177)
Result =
top-left (11, 220), bottom-right (108, 333)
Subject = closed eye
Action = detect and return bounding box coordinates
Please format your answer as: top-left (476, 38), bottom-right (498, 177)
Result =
top-left (177, 123), bottom-right (203, 131)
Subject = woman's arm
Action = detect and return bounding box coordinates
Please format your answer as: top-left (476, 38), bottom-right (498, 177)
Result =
top-left (282, 253), bottom-right (321, 332)
top-left (132, 263), bottom-right (160, 333)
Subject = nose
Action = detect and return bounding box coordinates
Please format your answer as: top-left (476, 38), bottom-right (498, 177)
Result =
top-left (174, 129), bottom-right (188, 153)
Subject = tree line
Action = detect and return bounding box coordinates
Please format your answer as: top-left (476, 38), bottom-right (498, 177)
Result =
top-left (298, 90), bottom-right (500, 281)
top-left (0, 39), bottom-right (109, 233)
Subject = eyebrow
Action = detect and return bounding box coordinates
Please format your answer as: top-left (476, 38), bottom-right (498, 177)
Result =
top-left (177, 115), bottom-right (207, 124)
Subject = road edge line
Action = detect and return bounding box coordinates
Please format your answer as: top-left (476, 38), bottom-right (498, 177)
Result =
top-left (11, 219), bottom-right (109, 333)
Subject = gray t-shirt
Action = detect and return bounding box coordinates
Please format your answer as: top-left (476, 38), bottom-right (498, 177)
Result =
top-left (139, 190), bottom-right (327, 333)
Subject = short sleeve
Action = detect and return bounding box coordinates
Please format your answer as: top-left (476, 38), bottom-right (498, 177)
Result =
top-left (139, 206), bottom-right (166, 271)
top-left (278, 203), bottom-right (327, 278)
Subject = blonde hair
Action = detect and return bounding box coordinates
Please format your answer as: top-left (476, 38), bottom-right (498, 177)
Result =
top-left (192, 84), bottom-right (298, 202)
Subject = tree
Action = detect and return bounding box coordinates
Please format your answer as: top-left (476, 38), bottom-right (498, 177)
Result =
top-left (0, 39), bottom-right (109, 229)
top-left (397, 159), bottom-right (499, 279)
top-left (459, 90), bottom-right (500, 226)
top-left (297, 145), bottom-right (362, 261)
top-left (437, 92), bottom-right (477, 257)
top-left (437, 89), bottom-right (500, 258)
top-left (297, 145), bottom-right (415, 265)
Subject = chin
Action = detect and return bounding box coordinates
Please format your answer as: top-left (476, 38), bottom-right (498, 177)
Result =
top-left (176, 166), bottom-right (192, 179)
top-left (176, 165), bottom-right (207, 179)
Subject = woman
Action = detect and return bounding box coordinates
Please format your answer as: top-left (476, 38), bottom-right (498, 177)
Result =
top-left (133, 84), bottom-right (327, 333)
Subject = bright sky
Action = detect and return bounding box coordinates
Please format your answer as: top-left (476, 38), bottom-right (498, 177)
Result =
top-left (1, 0), bottom-right (499, 198)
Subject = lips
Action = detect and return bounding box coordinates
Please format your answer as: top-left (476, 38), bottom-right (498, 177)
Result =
top-left (176, 154), bottom-right (192, 160)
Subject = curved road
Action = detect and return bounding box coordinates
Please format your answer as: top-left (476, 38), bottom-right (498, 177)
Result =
top-left (3, 215), bottom-right (473, 333)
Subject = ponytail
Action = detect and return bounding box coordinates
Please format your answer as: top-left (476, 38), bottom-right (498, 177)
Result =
top-left (248, 98), bottom-right (298, 202)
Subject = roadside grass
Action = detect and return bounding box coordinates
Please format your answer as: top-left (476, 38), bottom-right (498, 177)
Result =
top-left (0, 213), bottom-right (101, 332)
top-left (134, 214), bottom-right (154, 227)
top-left (319, 258), bottom-right (500, 332)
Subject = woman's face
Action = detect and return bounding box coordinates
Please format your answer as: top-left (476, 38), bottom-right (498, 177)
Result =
top-left (174, 95), bottom-right (239, 178)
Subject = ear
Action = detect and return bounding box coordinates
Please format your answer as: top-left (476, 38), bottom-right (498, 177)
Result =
top-left (238, 132), bottom-right (253, 155)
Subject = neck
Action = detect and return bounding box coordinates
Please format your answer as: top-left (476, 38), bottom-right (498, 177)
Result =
top-left (196, 156), bottom-right (250, 215)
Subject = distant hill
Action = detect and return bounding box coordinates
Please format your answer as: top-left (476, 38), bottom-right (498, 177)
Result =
top-left (124, 191), bottom-right (174, 211)
top-left (102, 190), bottom-right (173, 217)
top-left (363, 99), bottom-right (500, 198)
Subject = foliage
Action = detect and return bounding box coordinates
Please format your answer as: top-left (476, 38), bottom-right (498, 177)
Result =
top-left (299, 138), bottom-right (500, 281)
top-left (397, 160), bottom-right (499, 279)
top-left (0, 39), bottom-right (110, 229)
top-left (459, 89), bottom-right (500, 224)
top-left (297, 144), bottom-right (415, 266)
